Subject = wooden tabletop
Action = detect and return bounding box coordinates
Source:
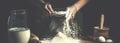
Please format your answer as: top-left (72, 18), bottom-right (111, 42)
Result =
top-left (81, 39), bottom-right (93, 43)
top-left (29, 33), bottom-right (94, 43)
top-left (29, 39), bottom-right (93, 43)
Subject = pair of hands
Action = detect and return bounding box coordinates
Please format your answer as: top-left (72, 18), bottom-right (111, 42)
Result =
top-left (44, 3), bottom-right (79, 21)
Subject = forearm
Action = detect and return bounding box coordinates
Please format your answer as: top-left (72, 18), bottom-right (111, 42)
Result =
top-left (40, 0), bottom-right (46, 4)
top-left (73, 0), bottom-right (88, 11)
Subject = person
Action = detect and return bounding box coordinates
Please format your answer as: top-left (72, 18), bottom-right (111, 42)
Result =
top-left (28, 0), bottom-right (88, 40)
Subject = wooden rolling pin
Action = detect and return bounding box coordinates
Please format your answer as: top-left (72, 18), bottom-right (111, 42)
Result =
top-left (100, 14), bottom-right (104, 29)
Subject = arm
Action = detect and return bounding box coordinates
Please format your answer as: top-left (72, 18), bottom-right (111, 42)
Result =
top-left (73, 0), bottom-right (89, 11)
top-left (41, 0), bottom-right (88, 16)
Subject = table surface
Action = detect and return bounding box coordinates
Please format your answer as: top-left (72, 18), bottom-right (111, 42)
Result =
top-left (81, 39), bottom-right (93, 43)
top-left (29, 33), bottom-right (94, 43)
top-left (29, 39), bottom-right (93, 43)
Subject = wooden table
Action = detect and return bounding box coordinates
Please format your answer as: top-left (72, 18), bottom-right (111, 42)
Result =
top-left (29, 33), bottom-right (93, 43)
top-left (29, 39), bottom-right (93, 43)
top-left (81, 39), bottom-right (93, 43)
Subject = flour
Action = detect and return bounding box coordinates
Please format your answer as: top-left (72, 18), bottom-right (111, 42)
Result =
top-left (40, 8), bottom-right (81, 43)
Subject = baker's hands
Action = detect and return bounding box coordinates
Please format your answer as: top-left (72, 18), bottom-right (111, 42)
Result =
top-left (43, 3), bottom-right (79, 20)
top-left (66, 5), bottom-right (79, 21)
top-left (44, 3), bottom-right (55, 15)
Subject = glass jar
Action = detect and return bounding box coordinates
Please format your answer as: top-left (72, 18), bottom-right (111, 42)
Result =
top-left (8, 9), bottom-right (30, 43)
top-left (8, 9), bottom-right (28, 28)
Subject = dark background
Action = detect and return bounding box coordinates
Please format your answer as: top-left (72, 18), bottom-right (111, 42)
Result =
top-left (0, 0), bottom-right (120, 43)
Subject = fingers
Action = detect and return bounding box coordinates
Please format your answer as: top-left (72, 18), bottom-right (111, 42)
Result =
top-left (66, 8), bottom-right (77, 21)
top-left (45, 3), bottom-right (54, 14)
top-left (68, 11), bottom-right (76, 19)
top-left (45, 3), bottom-right (51, 13)
top-left (66, 9), bottom-right (73, 21)
top-left (48, 4), bottom-right (54, 13)
top-left (70, 7), bottom-right (77, 19)
top-left (71, 11), bottom-right (77, 19)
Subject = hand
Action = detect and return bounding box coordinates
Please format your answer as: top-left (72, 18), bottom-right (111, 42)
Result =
top-left (44, 3), bottom-right (55, 15)
top-left (66, 5), bottom-right (79, 21)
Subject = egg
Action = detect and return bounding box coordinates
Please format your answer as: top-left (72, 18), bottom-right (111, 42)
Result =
top-left (98, 36), bottom-right (106, 42)
top-left (106, 39), bottom-right (113, 42)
